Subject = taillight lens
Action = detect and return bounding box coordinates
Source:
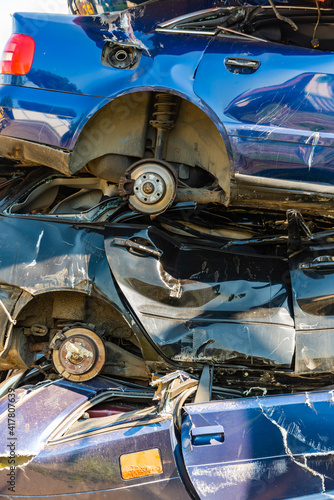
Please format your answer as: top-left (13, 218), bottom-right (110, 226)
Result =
top-left (1, 34), bottom-right (35, 75)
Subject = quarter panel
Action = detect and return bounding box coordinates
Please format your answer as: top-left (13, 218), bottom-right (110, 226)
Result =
top-left (0, 85), bottom-right (106, 149)
top-left (11, 420), bottom-right (190, 499)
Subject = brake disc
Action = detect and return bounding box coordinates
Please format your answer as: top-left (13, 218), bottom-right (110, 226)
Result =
top-left (119, 159), bottom-right (177, 215)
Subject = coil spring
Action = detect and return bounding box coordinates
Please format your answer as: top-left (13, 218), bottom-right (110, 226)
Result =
top-left (150, 93), bottom-right (177, 129)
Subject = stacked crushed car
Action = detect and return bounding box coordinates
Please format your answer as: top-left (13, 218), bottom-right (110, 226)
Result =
top-left (1, 0), bottom-right (334, 498)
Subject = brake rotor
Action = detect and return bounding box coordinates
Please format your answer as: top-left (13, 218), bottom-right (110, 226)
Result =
top-left (52, 327), bottom-right (105, 382)
top-left (119, 160), bottom-right (177, 215)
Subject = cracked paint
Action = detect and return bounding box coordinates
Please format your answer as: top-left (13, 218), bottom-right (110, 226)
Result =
top-left (306, 132), bottom-right (320, 170)
top-left (158, 262), bottom-right (183, 299)
top-left (102, 10), bottom-right (150, 53)
top-left (258, 400), bottom-right (329, 493)
top-left (306, 392), bottom-right (318, 413)
top-left (183, 391), bottom-right (334, 499)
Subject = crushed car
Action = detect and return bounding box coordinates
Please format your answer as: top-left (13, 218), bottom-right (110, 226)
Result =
top-left (0, 163), bottom-right (332, 395)
top-left (1, 0), bottom-right (334, 216)
top-left (0, 0), bottom-right (332, 391)
top-left (1, 369), bottom-right (334, 499)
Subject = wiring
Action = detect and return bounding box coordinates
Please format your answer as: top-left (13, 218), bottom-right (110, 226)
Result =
top-left (311, 0), bottom-right (321, 47)
top-left (268, 0), bottom-right (298, 31)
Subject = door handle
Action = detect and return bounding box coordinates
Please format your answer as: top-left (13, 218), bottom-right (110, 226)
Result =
top-left (225, 57), bottom-right (260, 74)
top-left (112, 238), bottom-right (162, 258)
top-left (191, 425), bottom-right (224, 445)
top-left (299, 255), bottom-right (334, 270)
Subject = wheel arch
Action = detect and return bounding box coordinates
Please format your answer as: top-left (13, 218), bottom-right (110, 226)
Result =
top-left (69, 89), bottom-right (233, 199)
top-left (14, 289), bottom-right (135, 338)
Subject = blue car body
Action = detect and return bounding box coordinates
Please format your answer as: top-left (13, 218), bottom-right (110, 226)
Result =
top-left (1, 0), bottom-right (334, 214)
top-left (1, 372), bottom-right (334, 499)
top-left (0, 0), bottom-right (334, 399)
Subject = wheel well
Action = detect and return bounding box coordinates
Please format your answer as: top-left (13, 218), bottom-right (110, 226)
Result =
top-left (16, 291), bottom-right (136, 340)
top-left (69, 91), bottom-right (230, 199)
top-left (2, 291), bottom-right (141, 371)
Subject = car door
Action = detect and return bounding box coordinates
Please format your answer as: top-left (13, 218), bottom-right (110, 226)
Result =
top-left (193, 32), bottom-right (334, 189)
top-left (289, 238), bottom-right (334, 376)
top-left (105, 223), bottom-right (295, 369)
top-left (181, 391), bottom-right (334, 499)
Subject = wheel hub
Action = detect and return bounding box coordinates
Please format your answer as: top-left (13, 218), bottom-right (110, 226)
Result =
top-left (52, 327), bottom-right (105, 381)
top-left (60, 335), bottom-right (95, 373)
top-left (134, 172), bottom-right (165, 205)
top-left (119, 160), bottom-right (177, 215)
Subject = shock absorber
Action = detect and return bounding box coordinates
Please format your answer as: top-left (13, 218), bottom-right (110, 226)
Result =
top-left (118, 93), bottom-right (178, 215)
top-left (150, 93), bottom-right (177, 160)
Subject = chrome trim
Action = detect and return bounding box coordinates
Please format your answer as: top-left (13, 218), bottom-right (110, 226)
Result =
top-left (50, 412), bottom-right (161, 445)
top-left (235, 173), bottom-right (334, 195)
top-left (299, 257), bottom-right (334, 270)
top-left (225, 57), bottom-right (260, 68)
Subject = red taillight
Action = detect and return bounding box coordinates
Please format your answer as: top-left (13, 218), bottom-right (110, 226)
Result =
top-left (1, 34), bottom-right (35, 76)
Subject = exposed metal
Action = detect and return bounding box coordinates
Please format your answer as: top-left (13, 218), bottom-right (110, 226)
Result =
top-left (119, 159), bottom-right (177, 214)
top-left (52, 327), bottom-right (106, 381)
top-left (102, 42), bottom-right (142, 70)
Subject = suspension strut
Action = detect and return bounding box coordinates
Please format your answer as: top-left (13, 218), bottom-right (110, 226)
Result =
top-left (150, 93), bottom-right (177, 160)
top-left (118, 93), bottom-right (178, 214)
